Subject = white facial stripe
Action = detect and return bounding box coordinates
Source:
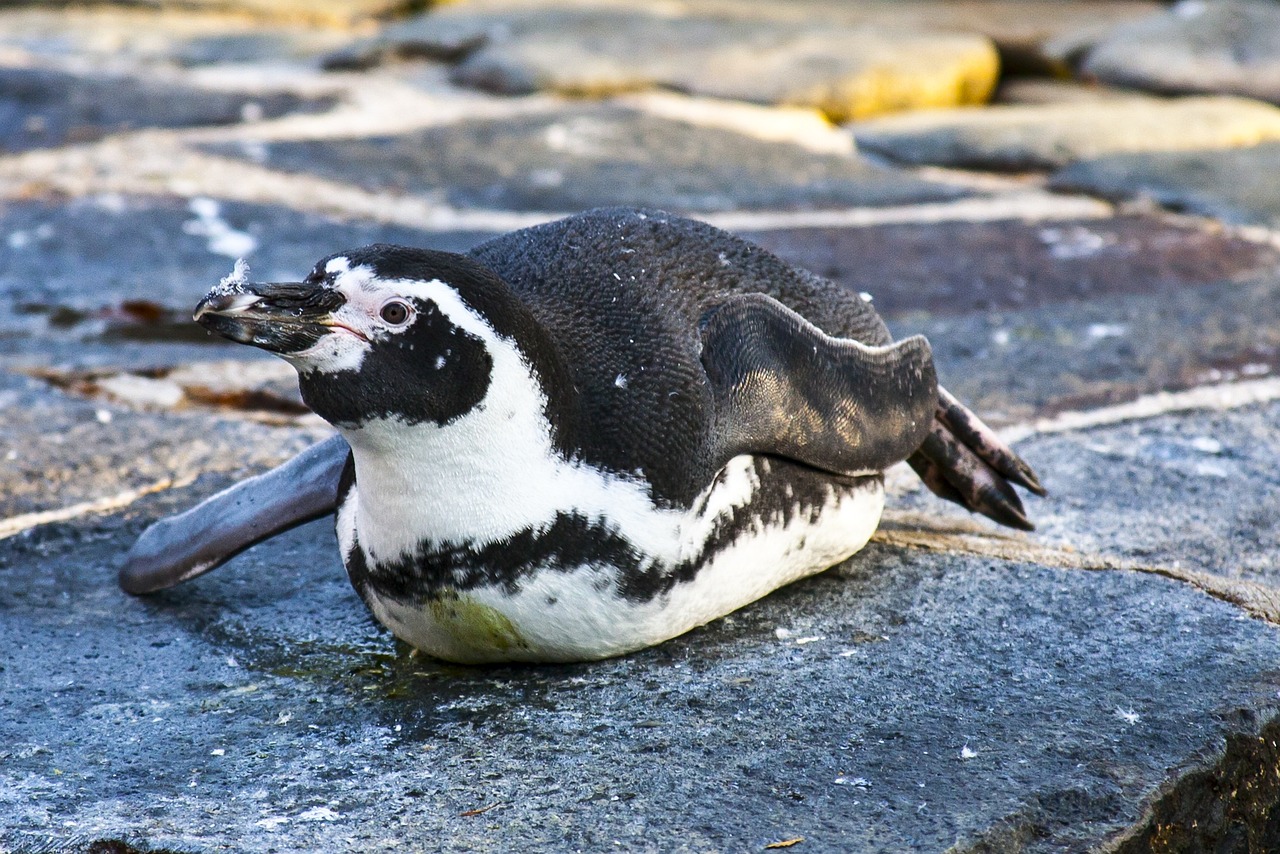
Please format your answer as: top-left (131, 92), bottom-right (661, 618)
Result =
top-left (325, 256), bottom-right (350, 275)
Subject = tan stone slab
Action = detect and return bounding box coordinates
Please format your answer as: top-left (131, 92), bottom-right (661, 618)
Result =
top-left (851, 95), bottom-right (1280, 170)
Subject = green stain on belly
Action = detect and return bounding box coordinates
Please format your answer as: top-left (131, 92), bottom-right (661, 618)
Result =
top-left (427, 591), bottom-right (528, 652)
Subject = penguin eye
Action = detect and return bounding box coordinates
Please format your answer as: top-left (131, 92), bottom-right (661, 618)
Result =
top-left (379, 300), bottom-right (411, 326)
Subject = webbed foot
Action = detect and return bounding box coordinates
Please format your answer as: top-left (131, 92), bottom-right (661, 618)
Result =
top-left (907, 387), bottom-right (1045, 531)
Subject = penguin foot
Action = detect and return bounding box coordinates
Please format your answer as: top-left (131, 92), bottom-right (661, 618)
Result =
top-left (906, 387), bottom-right (1045, 531)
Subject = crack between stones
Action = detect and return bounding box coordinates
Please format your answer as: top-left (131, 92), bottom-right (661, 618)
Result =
top-left (875, 510), bottom-right (1280, 627)
top-left (0, 474), bottom-right (197, 541)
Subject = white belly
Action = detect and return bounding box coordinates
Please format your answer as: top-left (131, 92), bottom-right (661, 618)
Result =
top-left (343, 460), bottom-right (885, 664)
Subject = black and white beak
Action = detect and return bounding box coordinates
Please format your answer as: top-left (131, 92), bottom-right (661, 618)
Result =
top-left (194, 282), bottom-right (347, 354)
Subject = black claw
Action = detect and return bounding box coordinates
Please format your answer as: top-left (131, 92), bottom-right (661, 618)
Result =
top-left (915, 431), bottom-right (1035, 532)
top-left (936, 387), bottom-right (1047, 497)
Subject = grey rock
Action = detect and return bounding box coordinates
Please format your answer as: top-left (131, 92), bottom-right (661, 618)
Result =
top-left (0, 67), bottom-right (335, 154)
top-left (850, 95), bottom-right (1280, 171)
top-left (0, 371), bottom-right (326, 521)
top-left (1080, 0), bottom-right (1280, 103)
top-left (1026, 401), bottom-right (1280, 581)
top-left (331, 6), bottom-right (999, 121)
top-left (209, 105), bottom-right (970, 214)
top-left (3, 462), bottom-right (1280, 851)
top-left (1050, 142), bottom-right (1280, 228)
top-left (745, 215), bottom-right (1280, 320)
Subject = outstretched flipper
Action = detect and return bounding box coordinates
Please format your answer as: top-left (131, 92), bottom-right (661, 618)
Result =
top-left (908, 387), bottom-right (1046, 531)
top-left (699, 293), bottom-right (938, 476)
top-left (120, 434), bottom-right (350, 594)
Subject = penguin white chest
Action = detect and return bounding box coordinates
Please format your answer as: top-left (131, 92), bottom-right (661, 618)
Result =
top-left (337, 448), bottom-right (884, 664)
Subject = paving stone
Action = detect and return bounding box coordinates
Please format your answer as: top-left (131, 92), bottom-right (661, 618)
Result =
top-left (330, 6), bottom-right (998, 121)
top-left (0, 194), bottom-right (496, 370)
top-left (0, 371), bottom-right (327, 521)
top-left (0, 66), bottom-right (335, 154)
top-left (0, 6), bottom-right (350, 68)
top-left (1079, 0), bottom-right (1280, 103)
top-left (3, 470), bottom-right (1279, 851)
top-left (1050, 142), bottom-right (1280, 228)
top-left (746, 215), bottom-right (1280, 319)
top-left (850, 95), bottom-right (1280, 171)
top-left (747, 217), bottom-right (1280, 424)
top-left (210, 106), bottom-right (970, 213)
top-left (1022, 401), bottom-right (1280, 582)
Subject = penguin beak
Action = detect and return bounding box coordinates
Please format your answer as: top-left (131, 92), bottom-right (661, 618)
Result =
top-left (194, 282), bottom-right (347, 354)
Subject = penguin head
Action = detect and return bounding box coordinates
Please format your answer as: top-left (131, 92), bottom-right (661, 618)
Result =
top-left (194, 245), bottom-right (531, 429)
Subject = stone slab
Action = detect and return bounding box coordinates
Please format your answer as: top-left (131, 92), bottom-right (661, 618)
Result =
top-left (0, 66), bottom-right (334, 154)
top-left (0, 371), bottom-right (327, 521)
top-left (1079, 0), bottom-right (1280, 104)
top-left (209, 106), bottom-right (970, 213)
top-left (850, 96), bottom-right (1280, 171)
top-left (1050, 142), bottom-right (1280, 228)
top-left (3, 476), bottom-right (1279, 852)
top-left (0, 194), bottom-right (496, 370)
top-left (330, 6), bottom-right (998, 121)
top-left (1024, 400), bottom-right (1280, 582)
top-left (0, 6), bottom-right (350, 69)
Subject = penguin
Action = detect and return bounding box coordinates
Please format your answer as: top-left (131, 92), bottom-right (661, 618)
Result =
top-left (121, 207), bottom-right (1043, 664)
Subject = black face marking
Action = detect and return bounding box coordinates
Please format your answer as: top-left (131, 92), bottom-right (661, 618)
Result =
top-left (307, 244), bottom-right (578, 449)
top-left (345, 457), bottom-right (873, 605)
top-left (299, 298), bottom-right (493, 429)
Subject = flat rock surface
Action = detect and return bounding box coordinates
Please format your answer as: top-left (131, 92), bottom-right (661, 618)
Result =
top-left (4, 2), bottom-right (1280, 852)
top-left (4, 477), bottom-right (1280, 852)
top-left (0, 67), bottom-right (333, 154)
top-left (335, 5), bottom-right (998, 121)
top-left (209, 106), bottom-right (970, 213)
top-left (1051, 142), bottom-right (1280, 229)
top-left (850, 96), bottom-right (1280, 170)
top-left (1079, 0), bottom-right (1280, 103)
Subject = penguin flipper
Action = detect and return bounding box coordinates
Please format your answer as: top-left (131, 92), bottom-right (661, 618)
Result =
top-left (119, 434), bottom-right (349, 594)
top-left (907, 387), bottom-right (1046, 531)
top-left (699, 293), bottom-right (938, 476)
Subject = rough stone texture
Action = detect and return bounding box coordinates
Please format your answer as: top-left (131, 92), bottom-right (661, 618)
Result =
top-left (331, 6), bottom-right (999, 121)
top-left (850, 96), bottom-right (1280, 171)
top-left (1079, 0), bottom-right (1280, 104)
top-left (745, 215), bottom-right (1280, 320)
top-left (0, 371), bottom-right (326, 520)
top-left (210, 106), bottom-right (970, 213)
top-left (5, 2), bottom-right (1280, 851)
top-left (0, 67), bottom-right (334, 154)
top-left (4, 478), bottom-right (1280, 852)
top-left (1051, 142), bottom-right (1280, 228)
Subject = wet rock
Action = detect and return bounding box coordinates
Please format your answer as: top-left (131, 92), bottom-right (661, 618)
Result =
top-left (3, 476), bottom-right (1279, 851)
top-left (1079, 0), bottom-right (1280, 103)
top-left (850, 95), bottom-right (1280, 171)
top-left (209, 105), bottom-right (970, 213)
top-left (330, 6), bottom-right (999, 121)
top-left (1051, 142), bottom-right (1280, 229)
top-left (0, 67), bottom-right (335, 154)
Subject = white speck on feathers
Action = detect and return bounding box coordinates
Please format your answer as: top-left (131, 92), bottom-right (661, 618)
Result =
top-left (614, 374), bottom-right (628, 389)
